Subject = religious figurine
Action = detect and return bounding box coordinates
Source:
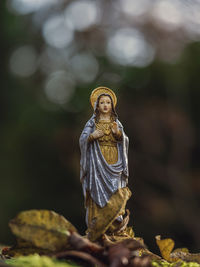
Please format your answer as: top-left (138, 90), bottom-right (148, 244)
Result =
top-left (79, 87), bottom-right (132, 241)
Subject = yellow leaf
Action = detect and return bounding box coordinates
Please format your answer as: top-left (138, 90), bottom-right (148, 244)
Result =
top-left (155, 235), bottom-right (176, 262)
top-left (9, 210), bottom-right (77, 252)
top-left (155, 236), bottom-right (192, 263)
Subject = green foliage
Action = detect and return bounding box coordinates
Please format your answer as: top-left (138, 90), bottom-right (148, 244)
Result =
top-left (5, 255), bottom-right (200, 267)
top-left (152, 260), bottom-right (200, 267)
top-left (6, 254), bottom-right (78, 267)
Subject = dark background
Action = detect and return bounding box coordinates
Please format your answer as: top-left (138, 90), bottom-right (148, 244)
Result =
top-left (1, 0), bottom-right (200, 254)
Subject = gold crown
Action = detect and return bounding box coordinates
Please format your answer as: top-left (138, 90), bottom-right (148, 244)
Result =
top-left (90, 86), bottom-right (117, 109)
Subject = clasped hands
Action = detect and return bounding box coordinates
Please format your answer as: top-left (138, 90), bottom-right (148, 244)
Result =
top-left (91, 122), bottom-right (119, 139)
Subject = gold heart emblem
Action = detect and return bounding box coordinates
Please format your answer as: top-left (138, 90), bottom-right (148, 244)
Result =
top-left (104, 129), bottom-right (111, 135)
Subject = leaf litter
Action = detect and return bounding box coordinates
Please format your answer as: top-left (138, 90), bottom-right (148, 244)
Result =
top-left (1, 210), bottom-right (200, 267)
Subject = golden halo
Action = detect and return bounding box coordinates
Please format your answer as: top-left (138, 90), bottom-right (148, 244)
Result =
top-left (90, 87), bottom-right (117, 109)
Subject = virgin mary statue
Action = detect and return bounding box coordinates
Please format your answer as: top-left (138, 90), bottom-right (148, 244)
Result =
top-left (79, 87), bottom-right (131, 241)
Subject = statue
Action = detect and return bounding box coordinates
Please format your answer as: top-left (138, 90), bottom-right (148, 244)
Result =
top-left (79, 87), bottom-right (132, 242)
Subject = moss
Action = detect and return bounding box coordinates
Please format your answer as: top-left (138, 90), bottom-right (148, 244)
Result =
top-left (152, 260), bottom-right (200, 267)
top-left (6, 254), bottom-right (78, 267)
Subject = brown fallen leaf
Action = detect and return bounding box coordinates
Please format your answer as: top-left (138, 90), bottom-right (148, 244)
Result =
top-left (69, 232), bottom-right (104, 254)
top-left (102, 233), bottom-right (145, 249)
top-left (107, 238), bottom-right (146, 267)
top-left (53, 231), bottom-right (147, 267)
top-left (108, 243), bottom-right (131, 267)
top-left (9, 210), bottom-right (77, 252)
top-left (118, 238), bottom-right (145, 251)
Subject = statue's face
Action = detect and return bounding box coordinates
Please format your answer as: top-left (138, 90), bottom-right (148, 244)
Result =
top-left (98, 95), bottom-right (112, 115)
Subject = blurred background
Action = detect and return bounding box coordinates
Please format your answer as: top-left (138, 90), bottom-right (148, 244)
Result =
top-left (1, 0), bottom-right (200, 254)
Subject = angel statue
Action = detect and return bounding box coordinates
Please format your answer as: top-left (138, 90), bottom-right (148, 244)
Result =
top-left (79, 87), bottom-right (132, 242)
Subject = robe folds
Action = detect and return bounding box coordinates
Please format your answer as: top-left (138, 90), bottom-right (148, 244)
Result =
top-left (79, 115), bottom-right (129, 209)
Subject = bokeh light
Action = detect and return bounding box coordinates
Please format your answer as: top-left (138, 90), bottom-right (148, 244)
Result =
top-left (70, 52), bottom-right (99, 83)
top-left (42, 15), bottom-right (74, 49)
top-left (65, 0), bottom-right (100, 31)
top-left (152, 1), bottom-right (183, 31)
top-left (106, 28), bottom-right (155, 67)
top-left (8, 0), bottom-right (56, 15)
top-left (184, 3), bottom-right (200, 36)
top-left (44, 71), bottom-right (75, 105)
top-left (39, 47), bottom-right (69, 75)
top-left (9, 45), bottom-right (38, 77)
top-left (119, 0), bottom-right (151, 17)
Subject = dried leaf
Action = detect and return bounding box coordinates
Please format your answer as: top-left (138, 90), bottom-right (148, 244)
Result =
top-left (155, 235), bottom-right (175, 262)
top-left (155, 236), bottom-right (190, 263)
top-left (68, 232), bottom-right (103, 254)
top-left (9, 210), bottom-right (77, 252)
top-left (16, 238), bottom-right (34, 248)
top-left (108, 243), bottom-right (130, 267)
top-left (107, 238), bottom-right (145, 267)
top-left (116, 238), bottom-right (145, 251)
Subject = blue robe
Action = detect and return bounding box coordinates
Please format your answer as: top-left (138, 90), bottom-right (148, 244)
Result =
top-left (79, 115), bottom-right (129, 209)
